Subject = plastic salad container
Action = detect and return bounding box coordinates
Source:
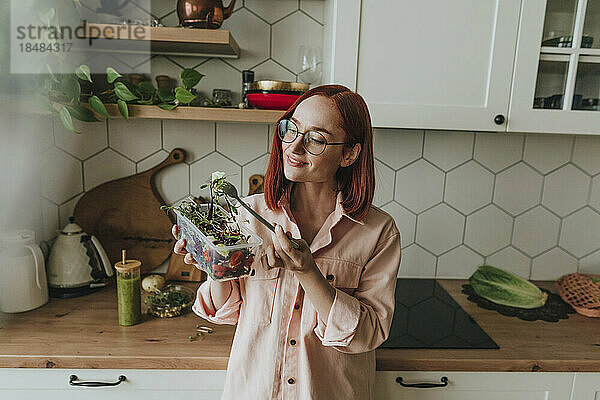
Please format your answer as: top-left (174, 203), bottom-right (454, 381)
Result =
top-left (174, 201), bottom-right (263, 281)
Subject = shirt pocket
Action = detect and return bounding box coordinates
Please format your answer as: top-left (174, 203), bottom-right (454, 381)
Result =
top-left (241, 255), bottom-right (280, 327)
top-left (314, 257), bottom-right (362, 296)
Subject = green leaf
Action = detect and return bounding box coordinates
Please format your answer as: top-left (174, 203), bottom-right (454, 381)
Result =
top-left (36, 94), bottom-right (56, 114)
top-left (175, 87), bottom-right (196, 104)
top-left (59, 105), bottom-right (79, 134)
top-left (136, 98), bottom-right (155, 105)
top-left (157, 103), bottom-right (178, 110)
top-left (157, 88), bottom-right (174, 102)
top-left (61, 76), bottom-right (81, 102)
top-left (65, 104), bottom-right (99, 122)
top-left (180, 68), bottom-right (204, 89)
top-left (75, 65), bottom-right (92, 83)
top-left (114, 82), bottom-right (139, 101)
top-left (106, 67), bottom-right (122, 84)
top-left (88, 95), bottom-right (109, 118)
top-left (136, 81), bottom-right (156, 98)
top-left (117, 99), bottom-right (129, 120)
top-left (39, 8), bottom-right (55, 27)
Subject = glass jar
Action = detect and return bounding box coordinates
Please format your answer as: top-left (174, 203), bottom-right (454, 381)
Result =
top-left (114, 259), bottom-right (142, 326)
top-left (212, 89), bottom-right (232, 106)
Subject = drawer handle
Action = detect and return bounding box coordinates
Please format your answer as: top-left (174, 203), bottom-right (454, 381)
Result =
top-left (69, 374), bottom-right (126, 387)
top-left (395, 376), bottom-right (448, 388)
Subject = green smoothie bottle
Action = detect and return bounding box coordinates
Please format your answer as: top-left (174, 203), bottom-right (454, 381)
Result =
top-left (115, 250), bottom-right (142, 326)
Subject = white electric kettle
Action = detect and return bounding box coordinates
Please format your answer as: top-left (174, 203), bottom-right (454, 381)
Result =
top-left (46, 217), bottom-right (113, 298)
top-left (0, 229), bottom-right (49, 313)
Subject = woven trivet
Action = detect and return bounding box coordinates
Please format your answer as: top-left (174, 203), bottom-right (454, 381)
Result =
top-left (461, 284), bottom-right (575, 322)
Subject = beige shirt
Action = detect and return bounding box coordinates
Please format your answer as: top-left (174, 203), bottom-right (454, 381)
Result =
top-left (192, 190), bottom-right (401, 400)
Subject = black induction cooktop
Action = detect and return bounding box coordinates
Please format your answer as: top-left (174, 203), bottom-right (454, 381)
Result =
top-left (379, 279), bottom-right (499, 349)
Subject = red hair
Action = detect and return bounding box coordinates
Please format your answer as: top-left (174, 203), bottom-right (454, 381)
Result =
top-left (264, 84), bottom-right (375, 222)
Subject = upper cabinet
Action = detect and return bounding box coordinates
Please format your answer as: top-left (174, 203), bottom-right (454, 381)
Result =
top-left (508, 0), bottom-right (600, 134)
top-left (324, 0), bottom-right (521, 131)
top-left (323, 0), bottom-right (600, 135)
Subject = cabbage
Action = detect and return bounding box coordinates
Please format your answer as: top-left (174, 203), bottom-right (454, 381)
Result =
top-left (469, 265), bottom-right (548, 309)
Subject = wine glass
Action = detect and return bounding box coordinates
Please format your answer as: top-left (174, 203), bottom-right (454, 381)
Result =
top-left (298, 45), bottom-right (322, 86)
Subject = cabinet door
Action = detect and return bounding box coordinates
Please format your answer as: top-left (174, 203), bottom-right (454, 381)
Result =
top-left (375, 371), bottom-right (574, 400)
top-left (0, 369), bottom-right (226, 400)
top-left (508, 0), bottom-right (600, 134)
top-left (325, 0), bottom-right (521, 131)
top-left (571, 373), bottom-right (600, 400)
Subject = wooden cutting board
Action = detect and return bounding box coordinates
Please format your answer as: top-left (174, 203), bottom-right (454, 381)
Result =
top-left (73, 148), bottom-right (185, 273)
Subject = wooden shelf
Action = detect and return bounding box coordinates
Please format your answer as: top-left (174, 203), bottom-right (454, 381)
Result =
top-left (97, 104), bottom-right (283, 123)
top-left (83, 23), bottom-right (240, 58)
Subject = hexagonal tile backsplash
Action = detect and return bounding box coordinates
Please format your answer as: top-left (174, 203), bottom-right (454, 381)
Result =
top-left (37, 1), bottom-right (600, 279)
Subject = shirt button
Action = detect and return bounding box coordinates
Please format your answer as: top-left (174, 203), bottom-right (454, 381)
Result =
top-left (288, 378), bottom-right (295, 385)
top-left (294, 304), bottom-right (300, 310)
top-left (326, 274), bottom-right (334, 281)
top-left (290, 339), bottom-right (296, 346)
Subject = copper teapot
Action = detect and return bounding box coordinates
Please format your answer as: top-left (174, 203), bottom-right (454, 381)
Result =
top-left (177, 0), bottom-right (237, 29)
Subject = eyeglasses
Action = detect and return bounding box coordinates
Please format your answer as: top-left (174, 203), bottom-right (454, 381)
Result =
top-left (277, 119), bottom-right (347, 155)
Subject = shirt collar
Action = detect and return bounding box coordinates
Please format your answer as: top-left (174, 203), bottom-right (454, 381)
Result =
top-left (278, 185), bottom-right (365, 226)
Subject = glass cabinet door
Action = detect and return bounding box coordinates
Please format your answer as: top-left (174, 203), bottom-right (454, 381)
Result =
top-left (508, 0), bottom-right (600, 134)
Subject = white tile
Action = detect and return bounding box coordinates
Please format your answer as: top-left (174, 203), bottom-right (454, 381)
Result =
top-left (473, 132), bottom-right (524, 173)
top-left (531, 248), bottom-right (577, 280)
top-left (241, 153), bottom-right (271, 196)
top-left (523, 134), bottom-right (572, 174)
top-left (108, 119), bottom-right (161, 162)
top-left (493, 162), bottom-right (543, 216)
top-left (40, 147), bottom-right (83, 204)
top-left (253, 60), bottom-right (297, 82)
top-left (486, 246), bottom-right (531, 279)
top-left (272, 12), bottom-right (323, 74)
top-left (151, 0), bottom-right (177, 20)
top-left (444, 161), bottom-right (493, 214)
top-left (217, 122), bottom-right (269, 165)
top-left (572, 135), bottom-right (600, 175)
top-left (381, 202), bottom-right (416, 247)
top-left (58, 193), bottom-right (83, 229)
top-left (222, 8), bottom-right (270, 71)
top-left (579, 249), bottom-right (600, 274)
top-left (416, 204), bottom-right (464, 256)
top-left (373, 128), bottom-right (423, 170)
top-left (513, 206), bottom-right (560, 257)
top-left (190, 152), bottom-right (242, 196)
top-left (436, 246), bottom-right (484, 278)
top-left (559, 207), bottom-right (600, 257)
top-left (40, 198), bottom-right (59, 242)
top-left (139, 56), bottom-right (191, 87)
top-left (423, 130), bottom-right (473, 171)
top-left (246, 0), bottom-right (298, 23)
top-left (373, 160), bottom-right (395, 207)
top-left (542, 164), bottom-right (590, 217)
top-left (189, 58), bottom-right (244, 104)
top-left (163, 120), bottom-right (215, 163)
top-left (397, 244), bottom-right (436, 278)
top-left (590, 176), bottom-right (600, 212)
top-left (464, 205), bottom-right (512, 255)
top-left (138, 150), bottom-right (190, 205)
top-left (83, 149), bottom-right (135, 190)
top-left (300, 0), bottom-right (324, 24)
top-left (394, 159), bottom-right (444, 213)
top-left (54, 118), bottom-right (107, 160)
top-left (37, 115), bottom-right (55, 154)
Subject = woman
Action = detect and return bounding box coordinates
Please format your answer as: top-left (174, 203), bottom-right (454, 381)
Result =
top-left (172, 85), bottom-right (401, 399)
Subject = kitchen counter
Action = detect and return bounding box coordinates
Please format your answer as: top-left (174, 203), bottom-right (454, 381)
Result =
top-left (1, 279), bottom-right (599, 372)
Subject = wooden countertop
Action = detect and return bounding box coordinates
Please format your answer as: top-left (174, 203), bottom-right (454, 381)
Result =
top-left (1, 279), bottom-right (599, 372)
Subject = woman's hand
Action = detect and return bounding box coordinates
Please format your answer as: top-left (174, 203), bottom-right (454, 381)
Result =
top-left (266, 223), bottom-right (317, 275)
top-left (171, 225), bottom-right (202, 269)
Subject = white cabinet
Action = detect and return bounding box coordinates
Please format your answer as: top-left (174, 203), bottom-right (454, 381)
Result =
top-left (571, 373), bottom-right (600, 400)
top-left (508, 0), bottom-right (600, 134)
top-left (324, 0), bottom-right (521, 131)
top-left (375, 371), bottom-right (575, 400)
top-left (0, 369), bottom-right (226, 400)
